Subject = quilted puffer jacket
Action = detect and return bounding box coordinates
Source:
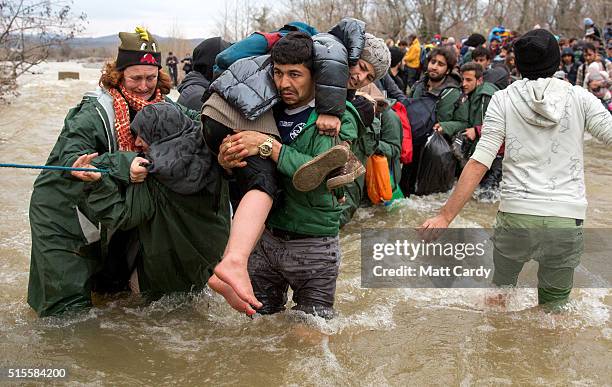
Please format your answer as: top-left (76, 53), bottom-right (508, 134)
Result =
top-left (209, 18), bottom-right (365, 120)
top-left (312, 18), bottom-right (365, 117)
top-left (208, 55), bottom-right (279, 121)
top-left (327, 18), bottom-right (365, 66)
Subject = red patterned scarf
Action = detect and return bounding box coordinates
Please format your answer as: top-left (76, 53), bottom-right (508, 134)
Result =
top-left (108, 85), bottom-right (164, 151)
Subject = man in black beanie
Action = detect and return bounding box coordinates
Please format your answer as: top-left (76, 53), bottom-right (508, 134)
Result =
top-left (464, 33), bottom-right (486, 48)
top-left (513, 29), bottom-right (560, 79)
top-left (177, 37), bottom-right (231, 111)
top-left (388, 46), bottom-right (406, 92)
top-left (422, 29), bottom-right (612, 312)
top-left (461, 33), bottom-right (486, 64)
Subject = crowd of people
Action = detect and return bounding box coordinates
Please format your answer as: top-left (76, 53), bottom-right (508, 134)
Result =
top-left (26, 17), bottom-right (612, 319)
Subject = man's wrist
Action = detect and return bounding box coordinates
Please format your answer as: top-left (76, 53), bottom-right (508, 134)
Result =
top-left (439, 207), bottom-right (454, 225)
top-left (271, 140), bottom-right (282, 162)
top-left (257, 136), bottom-right (274, 160)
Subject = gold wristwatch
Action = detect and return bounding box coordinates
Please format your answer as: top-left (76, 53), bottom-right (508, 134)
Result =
top-left (258, 136), bottom-right (274, 158)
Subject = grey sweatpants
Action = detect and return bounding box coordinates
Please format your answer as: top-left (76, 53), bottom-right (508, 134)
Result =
top-left (248, 229), bottom-right (341, 318)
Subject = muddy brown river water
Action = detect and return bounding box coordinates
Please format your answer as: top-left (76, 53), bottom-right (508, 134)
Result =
top-left (0, 62), bottom-right (610, 385)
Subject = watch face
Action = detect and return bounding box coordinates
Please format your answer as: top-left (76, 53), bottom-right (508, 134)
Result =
top-left (259, 141), bottom-right (272, 156)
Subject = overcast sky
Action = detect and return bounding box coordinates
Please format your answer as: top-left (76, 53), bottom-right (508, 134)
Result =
top-left (73, 0), bottom-right (274, 39)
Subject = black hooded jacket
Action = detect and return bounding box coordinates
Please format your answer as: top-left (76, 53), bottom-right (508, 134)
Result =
top-left (130, 102), bottom-right (219, 195)
top-left (177, 37), bottom-right (231, 111)
top-left (177, 71), bottom-right (211, 111)
top-left (484, 65), bottom-right (510, 90)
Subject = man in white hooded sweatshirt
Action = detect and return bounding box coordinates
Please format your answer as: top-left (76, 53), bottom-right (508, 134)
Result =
top-left (421, 29), bottom-right (612, 310)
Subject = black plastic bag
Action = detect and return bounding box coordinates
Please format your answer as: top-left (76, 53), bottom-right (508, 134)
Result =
top-left (415, 132), bottom-right (457, 195)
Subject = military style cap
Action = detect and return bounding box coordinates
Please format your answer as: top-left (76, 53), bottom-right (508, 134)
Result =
top-left (116, 26), bottom-right (162, 70)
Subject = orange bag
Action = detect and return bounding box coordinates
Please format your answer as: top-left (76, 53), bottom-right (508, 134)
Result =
top-left (366, 154), bottom-right (393, 204)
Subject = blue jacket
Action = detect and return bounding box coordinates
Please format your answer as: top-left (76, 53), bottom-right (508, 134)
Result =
top-left (215, 22), bottom-right (318, 74)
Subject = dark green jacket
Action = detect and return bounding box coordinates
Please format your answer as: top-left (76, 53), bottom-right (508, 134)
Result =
top-left (267, 103), bottom-right (361, 236)
top-left (340, 100), bottom-right (403, 220)
top-left (85, 167), bottom-right (230, 299)
top-left (338, 101), bottom-right (395, 226)
top-left (340, 106), bottom-right (380, 227)
top-left (462, 50), bottom-right (473, 65)
top-left (467, 82), bottom-right (498, 154)
top-left (375, 102), bottom-right (403, 191)
top-left (409, 72), bottom-right (469, 137)
top-left (468, 82), bottom-right (498, 128)
top-left (27, 88), bottom-right (198, 317)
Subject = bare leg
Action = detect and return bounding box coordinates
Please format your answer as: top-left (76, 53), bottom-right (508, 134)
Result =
top-left (208, 274), bottom-right (256, 316)
top-left (214, 189), bottom-right (271, 309)
top-left (129, 269), bottom-right (140, 294)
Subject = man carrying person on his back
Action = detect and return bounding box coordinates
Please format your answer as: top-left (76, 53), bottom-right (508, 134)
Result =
top-left (422, 29), bottom-right (612, 311)
top-left (214, 32), bottom-right (372, 318)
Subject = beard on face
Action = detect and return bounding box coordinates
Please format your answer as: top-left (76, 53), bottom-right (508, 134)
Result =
top-left (348, 76), bottom-right (357, 89)
top-left (428, 71), bottom-right (446, 82)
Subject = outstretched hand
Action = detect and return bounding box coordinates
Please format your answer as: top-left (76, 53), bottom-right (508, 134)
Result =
top-left (71, 153), bottom-right (101, 182)
top-left (418, 214), bottom-right (451, 242)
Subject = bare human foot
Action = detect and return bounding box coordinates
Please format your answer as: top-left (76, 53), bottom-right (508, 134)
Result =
top-left (214, 256), bottom-right (263, 309)
top-left (208, 274), bottom-right (257, 316)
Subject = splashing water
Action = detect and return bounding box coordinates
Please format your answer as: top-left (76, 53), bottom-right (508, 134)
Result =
top-left (0, 62), bottom-right (610, 385)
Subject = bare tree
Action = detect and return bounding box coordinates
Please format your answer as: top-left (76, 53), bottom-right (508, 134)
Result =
top-left (279, 0), bottom-right (370, 33)
top-left (252, 5), bottom-right (276, 33)
top-left (0, 0), bottom-right (86, 99)
top-left (215, 0), bottom-right (258, 42)
top-left (369, 0), bottom-right (410, 40)
top-left (218, 0), bottom-right (612, 47)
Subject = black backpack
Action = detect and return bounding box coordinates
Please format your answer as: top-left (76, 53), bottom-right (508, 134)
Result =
top-left (404, 95), bottom-right (437, 147)
top-left (404, 87), bottom-right (457, 147)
